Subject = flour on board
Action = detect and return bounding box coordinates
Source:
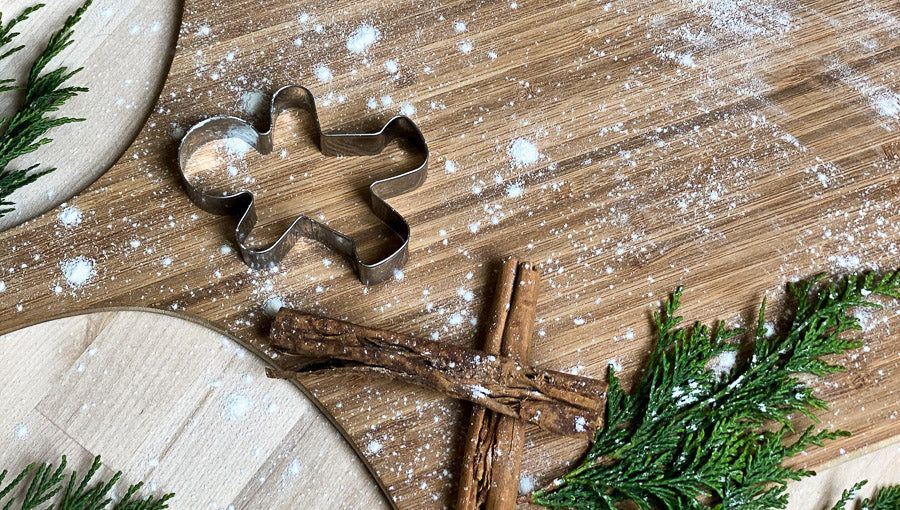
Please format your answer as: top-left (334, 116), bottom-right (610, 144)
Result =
top-left (57, 205), bottom-right (83, 227)
top-left (507, 138), bottom-right (540, 167)
top-left (315, 65), bottom-right (333, 83)
top-left (60, 256), bottom-right (96, 288)
top-left (346, 24), bottom-right (381, 54)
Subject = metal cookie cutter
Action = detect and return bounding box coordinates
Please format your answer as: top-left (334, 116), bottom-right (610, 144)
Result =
top-left (176, 85), bottom-right (429, 285)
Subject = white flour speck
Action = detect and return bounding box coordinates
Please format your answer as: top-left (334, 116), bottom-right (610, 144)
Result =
top-left (400, 104), bottom-right (417, 116)
top-left (61, 256), bottom-right (96, 288)
top-left (507, 138), bottom-right (540, 167)
top-left (161, 256), bottom-right (173, 267)
top-left (57, 206), bottom-right (82, 227)
top-left (518, 475), bottom-right (535, 495)
top-left (224, 393), bottom-right (252, 421)
top-left (710, 350), bottom-right (737, 379)
top-left (288, 458), bottom-right (302, 476)
top-left (13, 424), bottom-right (27, 439)
top-left (220, 244), bottom-right (232, 255)
top-left (224, 136), bottom-right (251, 156)
top-left (315, 65), bottom-right (333, 83)
top-left (0, 281), bottom-right (6, 293)
top-left (393, 268), bottom-right (405, 281)
top-left (383, 60), bottom-right (398, 74)
top-left (346, 24), bottom-right (381, 53)
top-left (454, 21), bottom-right (467, 33)
top-left (445, 160), bottom-right (459, 174)
top-left (366, 97), bottom-right (378, 109)
top-left (468, 221), bottom-right (480, 234)
top-left (457, 288), bottom-right (474, 301)
top-left (380, 95), bottom-right (393, 107)
top-left (871, 90), bottom-right (900, 118)
top-left (458, 41), bottom-right (473, 54)
top-left (197, 25), bottom-right (211, 36)
top-left (263, 296), bottom-right (284, 317)
top-left (448, 313), bottom-right (464, 326)
top-left (828, 254), bottom-right (861, 270)
top-left (505, 182), bottom-right (524, 198)
top-left (574, 416), bottom-right (586, 432)
top-left (366, 440), bottom-right (382, 455)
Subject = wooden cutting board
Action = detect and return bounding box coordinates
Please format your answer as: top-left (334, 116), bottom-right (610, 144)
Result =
top-left (0, 311), bottom-right (389, 509)
top-left (2, 0), bottom-right (900, 508)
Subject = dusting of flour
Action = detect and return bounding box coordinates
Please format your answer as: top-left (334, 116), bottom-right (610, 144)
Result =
top-left (60, 256), bottom-right (96, 288)
top-left (346, 24), bottom-right (381, 53)
top-left (507, 138), bottom-right (540, 167)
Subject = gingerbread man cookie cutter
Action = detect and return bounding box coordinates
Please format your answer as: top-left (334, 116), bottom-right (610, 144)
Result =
top-left (176, 85), bottom-right (429, 285)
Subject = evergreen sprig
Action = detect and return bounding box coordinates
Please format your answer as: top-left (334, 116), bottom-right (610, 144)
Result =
top-left (830, 481), bottom-right (900, 510)
top-left (0, 455), bottom-right (173, 510)
top-left (0, 1), bottom-right (91, 218)
top-left (533, 270), bottom-right (900, 509)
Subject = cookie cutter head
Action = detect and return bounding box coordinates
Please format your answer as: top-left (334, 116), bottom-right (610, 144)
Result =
top-left (176, 85), bottom-right (428, 285)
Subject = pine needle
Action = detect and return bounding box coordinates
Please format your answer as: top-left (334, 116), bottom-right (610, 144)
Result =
top-left (0, 455), bottom-right (173, 510)
top-left (533, 270), bottom-right (900, 510)
top-left (0, 1), bottom-right (91, 218)
top-left (830, 481), bottom-right (900, 510)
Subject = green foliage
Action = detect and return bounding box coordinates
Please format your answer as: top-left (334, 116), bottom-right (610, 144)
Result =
top-left (830, 481), bottom-right (900, 510)
top-left (533, 271), bottom-right (900, 510)
top-left (0, 455), bottom-right (173, 510)
top-left (0, 1), bottom-right (91, 218)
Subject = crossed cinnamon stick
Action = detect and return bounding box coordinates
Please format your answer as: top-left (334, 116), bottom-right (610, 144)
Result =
top-left (267, 258), bottom-right (606, 509)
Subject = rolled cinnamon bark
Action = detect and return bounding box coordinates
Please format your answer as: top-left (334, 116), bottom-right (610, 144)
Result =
top-left (457, 258), bottom-right (519, 510)
top-left (486, 261), bottom-right (540, 509)
top-left (267, 310), bottom-right (606, 439)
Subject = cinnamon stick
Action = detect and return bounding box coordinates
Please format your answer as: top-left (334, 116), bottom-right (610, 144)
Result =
top-left (267, 310), bottom-right (607, 439)
top-left (457, 258), bottom-right (519, 510)
top-left (487, 262), bottom-right (540, 509)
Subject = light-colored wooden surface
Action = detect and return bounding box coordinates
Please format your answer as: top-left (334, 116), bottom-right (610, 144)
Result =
top-left (0, 0), bottom-right (180, 230)
top-left (1, 0), bottom-right (900, 508)
top-left (787, 444), bottom-right (900, 510)
top-left (0, 311), bottom-right (388, 509)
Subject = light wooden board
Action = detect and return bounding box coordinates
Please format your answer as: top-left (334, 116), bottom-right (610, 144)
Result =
top-left (0, 0), bottom-right (180, 230)
top-left (2, 0), bottom-right (900, 508)
top-left (0, 311), bottom-right (387, 509)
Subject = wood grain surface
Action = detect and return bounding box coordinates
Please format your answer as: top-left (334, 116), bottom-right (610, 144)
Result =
top-left (0, 0), bottom-right (180, 230)
top-left (0, 311), bottom-right (388, 509)
top-left (2, 0), bottom-right (900, 508)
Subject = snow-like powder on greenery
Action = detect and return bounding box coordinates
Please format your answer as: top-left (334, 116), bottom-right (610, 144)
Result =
top-left (533, 271), bottom-right (900, 510)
